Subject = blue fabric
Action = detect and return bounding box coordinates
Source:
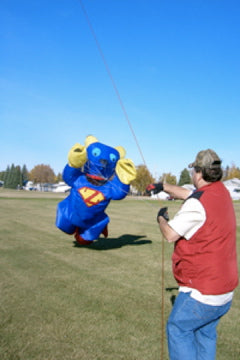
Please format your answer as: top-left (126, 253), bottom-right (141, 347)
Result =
top-left (167, 292), bottom-right (232, 360)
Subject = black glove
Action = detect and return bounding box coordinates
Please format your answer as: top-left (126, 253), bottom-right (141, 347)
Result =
top-left (145, 182), bottom-right (163, 195)
top-left (157, 207), bottom-right (169, 222)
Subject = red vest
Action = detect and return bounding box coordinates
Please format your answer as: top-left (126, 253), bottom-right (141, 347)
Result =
top-left (172, 181), bottom-right (239, 295)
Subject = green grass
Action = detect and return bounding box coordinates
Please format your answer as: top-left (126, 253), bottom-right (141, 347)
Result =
top-left (0, 188), bottom-right (239, 360)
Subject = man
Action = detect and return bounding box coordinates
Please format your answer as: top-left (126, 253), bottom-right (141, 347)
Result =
top-left (146, 149), bottom-right (238, 360)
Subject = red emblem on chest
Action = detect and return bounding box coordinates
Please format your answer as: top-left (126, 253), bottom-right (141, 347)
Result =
top-left (78, 187), bottom-right (105, 207)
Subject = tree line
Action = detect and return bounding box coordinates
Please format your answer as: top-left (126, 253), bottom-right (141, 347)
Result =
top-left (0, 163), bottom-right (240, 192)
top-left (0, 164), bottom-right (62, 189)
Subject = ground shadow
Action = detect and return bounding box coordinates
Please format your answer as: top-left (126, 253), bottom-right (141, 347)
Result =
top-left (165, 287), bottom-right (179, 306)
top-left (73, 234), bottom-right (152, 250)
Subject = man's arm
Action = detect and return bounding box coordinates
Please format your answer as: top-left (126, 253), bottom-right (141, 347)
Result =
top-left (163, 183), bottom-right (191, 200)
top-left (157, 198), bottom-right (206, 243)
top-left (146, 182), bottom-right (191, 200)
top-left (158, 216), bottom-right (181, 243)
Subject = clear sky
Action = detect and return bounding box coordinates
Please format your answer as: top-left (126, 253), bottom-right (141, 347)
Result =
top-left (1, 0), bottom-right (240, 180)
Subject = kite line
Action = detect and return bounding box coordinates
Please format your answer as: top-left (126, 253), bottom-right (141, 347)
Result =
top-left (77, 1), bottom-right (166, 358)
top-left (78, 0), bottom-right (147, 168)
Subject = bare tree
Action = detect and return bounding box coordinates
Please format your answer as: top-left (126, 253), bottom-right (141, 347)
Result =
top-left (29, 164), bottom-right (56, 183)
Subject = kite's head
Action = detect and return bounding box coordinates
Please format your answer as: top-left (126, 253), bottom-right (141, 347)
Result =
top-left (84, 135), bottom-right (126, 181)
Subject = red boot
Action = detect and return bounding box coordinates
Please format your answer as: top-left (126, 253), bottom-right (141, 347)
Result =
top-left (74, 230), bottom-right (92, 246)
top-left (101, 225), bottom-right (108, 238)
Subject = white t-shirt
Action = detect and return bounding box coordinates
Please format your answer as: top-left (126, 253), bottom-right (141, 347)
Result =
top-left (168, 197), bottom-right (234, 306)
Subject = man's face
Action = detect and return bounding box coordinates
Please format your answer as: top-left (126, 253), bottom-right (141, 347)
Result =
top-left (191, 168), bottom-right (202, 188)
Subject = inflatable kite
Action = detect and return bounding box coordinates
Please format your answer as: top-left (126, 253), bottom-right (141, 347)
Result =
top-left (56, 135), bottom-right (136, 245)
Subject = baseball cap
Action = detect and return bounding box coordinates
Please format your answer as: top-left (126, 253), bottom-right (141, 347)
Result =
top-left (188, 149), bottom-right (221, 169)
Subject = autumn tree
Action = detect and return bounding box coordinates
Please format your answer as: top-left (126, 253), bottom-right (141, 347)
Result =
top-left (131, 164), bottom-right (155, 195)
top-left (223, 164), bottom-right (240, 180)
top-left (29, 164), bottom-right (56, 184)
top-left (55, 172), bottom-right (63, 183)
top-left (159, 172), bottom-right (177, 185)
top-left (178, 168), bottom-right (192, 186)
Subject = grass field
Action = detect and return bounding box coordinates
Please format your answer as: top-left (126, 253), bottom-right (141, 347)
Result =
top-left (0, 188), bottom-right (239, 360)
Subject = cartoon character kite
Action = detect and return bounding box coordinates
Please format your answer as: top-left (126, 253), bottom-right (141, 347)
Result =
top-left (56, 135), bottom-right (136, 245)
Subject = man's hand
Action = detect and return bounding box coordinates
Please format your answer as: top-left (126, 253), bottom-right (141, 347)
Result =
top-left (157, 207), bottom-right (169, 222)
top-left (146, 182), bottom-right (163, 195)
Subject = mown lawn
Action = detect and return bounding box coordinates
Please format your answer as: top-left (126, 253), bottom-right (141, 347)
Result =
top-left (0, 189), bottom-right (239, 360)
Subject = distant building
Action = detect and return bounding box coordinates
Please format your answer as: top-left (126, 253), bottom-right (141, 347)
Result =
top-left (223, 178), bottom-right (240, 200)
top-left (23, 181), bottom-right (36, 191)
top-left (52, 182), bottom-right (71, 193)
top-left (23, 181), bottom-right (70, 192)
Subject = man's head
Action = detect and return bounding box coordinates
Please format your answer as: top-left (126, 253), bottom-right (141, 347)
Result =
top-left (189, 149), bottom-right (223, 184)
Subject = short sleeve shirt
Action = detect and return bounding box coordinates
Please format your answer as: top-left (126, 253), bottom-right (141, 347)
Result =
top-left (168, 197), bottom-right (206, 240)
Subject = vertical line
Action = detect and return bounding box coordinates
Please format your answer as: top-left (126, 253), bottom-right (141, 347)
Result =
top-left (78, 0), bottom-right (147, 167)
top-left (161, 234), bottom-right (165, 360)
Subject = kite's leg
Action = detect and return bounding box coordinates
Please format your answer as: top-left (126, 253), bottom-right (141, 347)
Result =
top-left (74, 224), bottom-right (108, 245)
top-left (101, 225), bottom-right (108, 238)
top-left (74, 230), bottom-right (92, 246)
top-left (76, 214), bottom-right (109, 242)
top-left (55, 201), bottom-right (76, 234)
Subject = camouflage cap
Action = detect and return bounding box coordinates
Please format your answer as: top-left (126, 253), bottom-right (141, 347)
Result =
top-left (188, 149), bottom-right (221, 169)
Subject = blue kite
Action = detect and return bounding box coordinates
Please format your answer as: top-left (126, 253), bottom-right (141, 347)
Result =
top-left (56, 135), bottom-right (136, 245)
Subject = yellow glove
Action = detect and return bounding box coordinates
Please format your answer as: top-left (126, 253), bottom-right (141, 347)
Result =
top-left (116, 158), bottom-right (136, 185)
top-left (68, 143), bottom-right (87, 168)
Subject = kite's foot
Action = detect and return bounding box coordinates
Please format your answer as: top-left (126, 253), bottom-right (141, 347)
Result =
top-left (101, 225), bottom-right (108, 238)
top-left (74, 230), bottom-right (92, 246)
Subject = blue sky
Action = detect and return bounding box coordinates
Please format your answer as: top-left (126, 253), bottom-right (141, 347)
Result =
top-left (1, 0), bottom-right (240, 180)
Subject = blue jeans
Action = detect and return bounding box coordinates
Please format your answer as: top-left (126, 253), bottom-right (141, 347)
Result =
top-left (167, 292), bottom-right (232, 360)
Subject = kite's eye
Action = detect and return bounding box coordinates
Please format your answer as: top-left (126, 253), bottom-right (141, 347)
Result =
top-left (92, 147), bottom-right (101, 157)
top-left (109, 153), bottom-right (117, 163)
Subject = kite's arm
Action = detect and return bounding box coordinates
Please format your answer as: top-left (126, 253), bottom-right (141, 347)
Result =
top-left (62, 143), bottom-right (87, 186)
top-left (68, 143), bottom-right (87, 168)
top-left (111, 176), bottom-right (130, 200)
top-left (62, 164), bottom-right (83, 187)
top-left (116, 158), bottom-right (136, 185)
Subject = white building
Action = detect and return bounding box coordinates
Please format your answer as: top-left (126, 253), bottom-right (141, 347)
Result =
top-left (223, 178), bottom-right (240, 200)
top-left (52, 182), bottom-right (71, 193)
